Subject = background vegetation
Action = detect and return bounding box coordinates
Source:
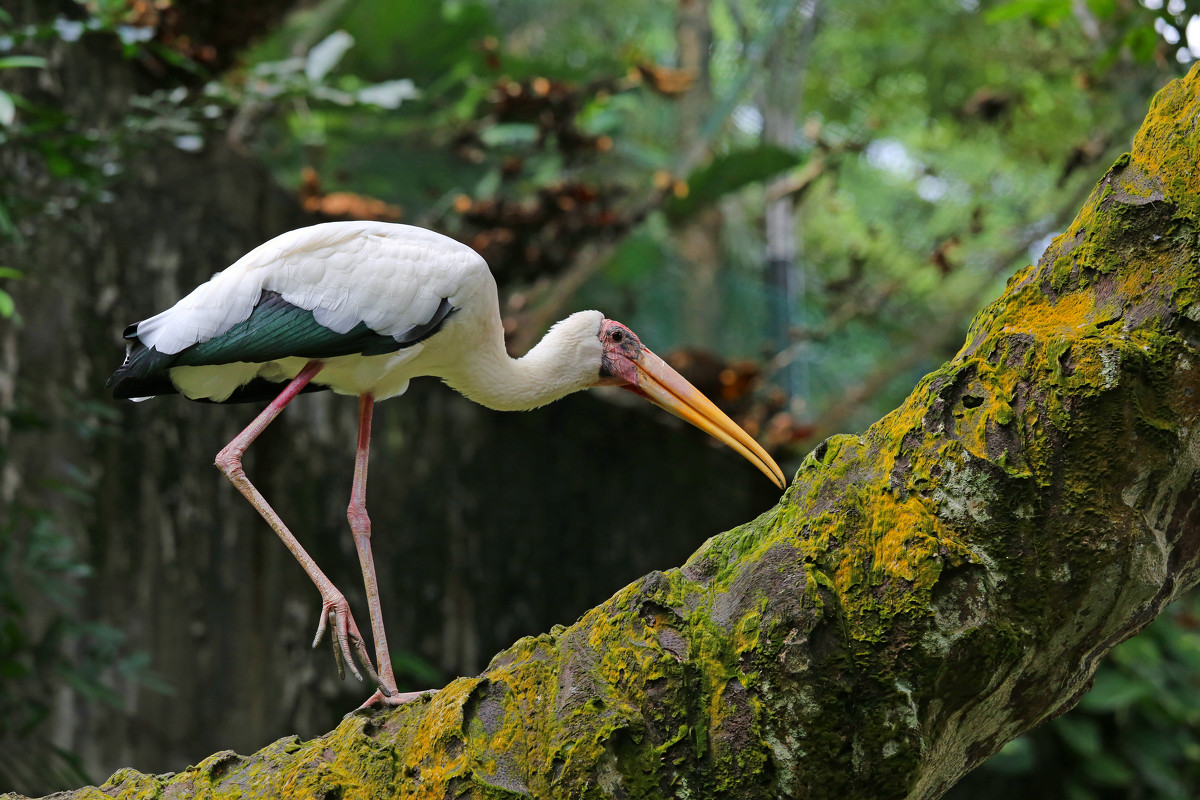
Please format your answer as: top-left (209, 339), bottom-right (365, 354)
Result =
top-left (2, 0), bottom-right (1199, 796)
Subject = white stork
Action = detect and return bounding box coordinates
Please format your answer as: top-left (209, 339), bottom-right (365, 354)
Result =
top-left (108, 220), bottom-right (786, 707)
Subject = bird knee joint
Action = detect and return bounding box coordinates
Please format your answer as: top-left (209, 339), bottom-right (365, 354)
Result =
top-left (347, 505), bottom-right (371, 533)
top-left (215, 448), bottom-right (242, 475)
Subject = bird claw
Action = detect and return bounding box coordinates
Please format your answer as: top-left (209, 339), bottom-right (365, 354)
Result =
top-left (312, 594), bottom-right (390, 696)
top-left (345, 687), bottom-right (435, 718)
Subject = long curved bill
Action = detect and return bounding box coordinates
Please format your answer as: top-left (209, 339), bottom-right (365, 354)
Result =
top-left (632, 348), bottom-right (786, 489)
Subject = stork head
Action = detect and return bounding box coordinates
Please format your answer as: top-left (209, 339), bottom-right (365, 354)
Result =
top-left (595, 318), bottom-right (786, 489)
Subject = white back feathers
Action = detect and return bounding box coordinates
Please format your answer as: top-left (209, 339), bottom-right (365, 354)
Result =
top-left (135, 222), bottom-right (488, 356)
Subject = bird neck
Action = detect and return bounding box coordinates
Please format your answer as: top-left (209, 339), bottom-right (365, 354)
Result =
top-left (444, 310), bottom-right (604, 412)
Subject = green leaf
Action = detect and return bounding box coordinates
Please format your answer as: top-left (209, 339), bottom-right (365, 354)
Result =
top-left (390, 648), bottom-right (442, 686)
top-left (1110, 631), bottom-right (1162, 669)
top-left (0, 91), bottom-right (14, 127)
top-left (985, 735), bottom-right (1035, 774)
top-left (1082, 753), bottom-right (1135, 787)
top-left (1078, 668), bottom-right (1152, 712)
top-left (0, 267), bottom-right (23, 280)
top-left (0, 290), bottom-right (13, 318)
top-left (1163, 625), bottom-right (1200, 670)
top-left (604, 233), bottom-right (664, 283)
top-left (984, 0), bottom-right (1072, 24)
top-left (57, 666), bottom-right (123, 708)
top-left (665, 145), bottom-right (803, 223)
top-left (1084, 0), bottom-right (1116, 19)
top-left (1125, 26), bottom-right (1160, 63)
top-left (0, 56), bottom-right (48, 70)
top-left (1054, 714), bottom-right (1103, 758)
top-left (479, 122), bottom-right (539, 147)
top-left (1064, 778), bottom-right (1098, 800)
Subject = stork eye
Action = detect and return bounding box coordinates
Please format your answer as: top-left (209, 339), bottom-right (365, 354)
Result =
top-left (610, 329), bottom-right (624, 343)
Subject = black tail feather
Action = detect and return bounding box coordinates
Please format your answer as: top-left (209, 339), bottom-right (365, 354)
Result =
top-left (106, 332), bottom-right (177, 399)
top-left (107, 333), bottom-right (330, 404)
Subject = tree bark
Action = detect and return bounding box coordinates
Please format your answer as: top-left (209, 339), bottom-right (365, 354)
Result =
top-left (12, 60), bottom-right (1200, 800)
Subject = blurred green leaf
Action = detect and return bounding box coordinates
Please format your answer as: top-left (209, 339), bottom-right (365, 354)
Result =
top-left (1055, 715), bottom-right (1103, 758)
top-left (1078, 668), bottom-right (1153, 712)
top-left (1082, 753), bottom-right (1135, 787)
top-left (0, 203), bottom-right (14, 239)
top-left (605, 233), bottom-right (665, 284)
top-left (1110, 631), bottom-right (1162, 669)
top-left (1084, 0), bottom-right (1116, 20)
top-left (390, 648), bottom-right (442, 687)
top-left (0, 91), bottom-right (14, 127)
top-left (1125, 25), bottom-right (1160, 63)
top-left (666, 145), bottom-right (802, 222)
top-left (0, 290), bottom-right (14, 318)
top-left (1162, 627), bottom-right (1200, 670)
top-left (0, 56), bottom-right (47, 70)
top-left (984, 0), bottom-right (1072, 24)
top-left (986, 736), bottom-right (1035, 774)
top-left (57, 666), bottom-right (123, 708)
top-left (479, 123), bottom-right (539, 147)
top-left (1063, 779), bottom-right (1096, 800)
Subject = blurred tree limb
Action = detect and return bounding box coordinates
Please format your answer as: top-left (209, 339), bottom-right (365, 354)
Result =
top-left (14, 65), bottom-right (1200, 800)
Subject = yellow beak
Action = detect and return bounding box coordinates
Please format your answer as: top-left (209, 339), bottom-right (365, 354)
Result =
top-left (633, 347), bottom-right (787, 490)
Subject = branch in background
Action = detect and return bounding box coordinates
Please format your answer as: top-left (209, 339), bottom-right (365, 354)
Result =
top-left (91, 0), bottom-right (301, 78)
top-left (298, 167), bottom-right (402, 222)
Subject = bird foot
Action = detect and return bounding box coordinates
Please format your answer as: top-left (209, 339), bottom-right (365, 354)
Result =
top-left (348, 687), bottom-right (437, 716)
top-left (311, 592), bottom-right (388, 694)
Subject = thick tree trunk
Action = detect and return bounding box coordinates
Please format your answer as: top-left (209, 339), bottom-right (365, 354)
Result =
top-left (14, 61), bottom-right (1200, 800)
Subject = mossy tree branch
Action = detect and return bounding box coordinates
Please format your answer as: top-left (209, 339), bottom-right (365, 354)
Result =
top-left (15, 67), bottom-right (1200, 800)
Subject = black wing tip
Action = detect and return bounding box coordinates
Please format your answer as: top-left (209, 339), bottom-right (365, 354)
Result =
top-left (106, 294), bottom-right (459, 402)
top-left (108, 372), bottom-right (178, 399)
top-left (107, 333), bottom-right (178, 399)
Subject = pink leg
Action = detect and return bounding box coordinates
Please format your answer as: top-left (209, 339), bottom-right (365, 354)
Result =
top-left (348, 395), bottom-right (430, 709)
top-left (214, 361), bottom-right (385, 692)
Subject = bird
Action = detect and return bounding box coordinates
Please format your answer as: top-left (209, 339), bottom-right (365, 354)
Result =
top-left (107, 220), bottom-right (786, 708)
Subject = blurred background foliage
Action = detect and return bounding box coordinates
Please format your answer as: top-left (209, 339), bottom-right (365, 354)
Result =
top-left (3, 0), bottom-right (1200, 795)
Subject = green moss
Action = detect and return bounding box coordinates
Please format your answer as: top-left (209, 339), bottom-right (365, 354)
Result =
top-left (1051, 254), bottom-right (1074, 292)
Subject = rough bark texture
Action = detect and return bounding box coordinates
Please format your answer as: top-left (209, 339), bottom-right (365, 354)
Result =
top-left (12, 58), bottom-right (1200, 800)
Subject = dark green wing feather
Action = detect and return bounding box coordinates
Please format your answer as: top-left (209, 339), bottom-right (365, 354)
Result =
top-left (173, 291), bottom-right (405, 366)
top-left (107, 291), bottom-right (457, 402)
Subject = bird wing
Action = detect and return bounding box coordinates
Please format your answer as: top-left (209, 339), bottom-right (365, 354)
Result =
top-left (262, 221), bottom-right (484, 341)
top-left (170, 291), bottom-right (456, 367)
top-left (109, 222), bottom-right (490, 399)
top-left (134, 221), bottom-right (486, 354)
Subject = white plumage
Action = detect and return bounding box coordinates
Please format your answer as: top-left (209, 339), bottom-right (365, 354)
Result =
top-left (138, 222), bottom-right (483, 353)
